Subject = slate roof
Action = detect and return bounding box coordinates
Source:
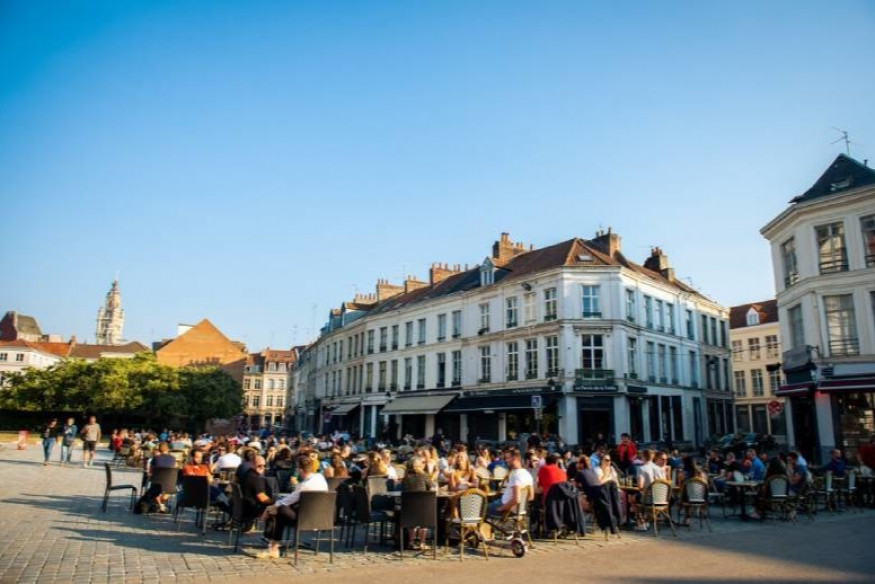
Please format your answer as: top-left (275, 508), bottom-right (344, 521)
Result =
top-left (729, 299), bottom-right (778, 329)
top-left (68, 341), bottom-right (149, 360)
top-left (792, 154), bottom-right (875, 204)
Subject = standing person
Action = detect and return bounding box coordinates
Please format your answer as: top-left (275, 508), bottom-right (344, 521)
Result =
top-left (42, 419), bottom-right (59, 468)
top-left (616, 433), bottom-right (637, 473)
top-left (60, 417), bottom-right (78, 465)
top-left (81, 416), bottom-right (102, 468)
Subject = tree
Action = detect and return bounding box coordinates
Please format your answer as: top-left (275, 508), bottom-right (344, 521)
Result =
top-left (179, 367), bottom-right (244, 432)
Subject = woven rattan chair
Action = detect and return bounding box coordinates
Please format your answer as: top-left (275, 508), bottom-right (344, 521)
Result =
top-left (680, 478), bottom-right (712, 531)
top-left (446, 488), bottom-right (489, 561)
top-left (642, 479), bottom-right (677, 537)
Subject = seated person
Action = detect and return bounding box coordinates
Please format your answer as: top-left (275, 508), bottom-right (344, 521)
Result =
top-left (240, 455), bottom-right (272, 531)
top-left (487, 449), bottom-right (533, 517)
top-left (245, 455), bottom-right (327, 559)
top-left (821, 449), bottom-right (847, 478)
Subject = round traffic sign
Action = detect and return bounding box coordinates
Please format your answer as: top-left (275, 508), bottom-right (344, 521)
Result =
top-left (767, 400), bottom-right (783, 417)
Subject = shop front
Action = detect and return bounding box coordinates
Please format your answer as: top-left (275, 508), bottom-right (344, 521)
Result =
top-left (442, 387), bottom-right (562, 444)
top-left (322, 401), bottom-right (360, 436)
top-left (819, 373), bottom-right (875, 462)
top-left (380, 392), bottom-right (456, 441)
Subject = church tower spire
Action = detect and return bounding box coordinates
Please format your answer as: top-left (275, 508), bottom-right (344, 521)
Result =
top-left (95, 279), bottom-right (125, 345)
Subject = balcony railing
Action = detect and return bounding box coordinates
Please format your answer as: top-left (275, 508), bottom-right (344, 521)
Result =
top-left (819, 258), bottom-right (849, 274)
top-left (829, 337), bottom-right (860, 357)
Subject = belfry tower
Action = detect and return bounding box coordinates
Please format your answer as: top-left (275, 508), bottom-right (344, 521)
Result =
top-left (95, 279), bottom-right (125, 345)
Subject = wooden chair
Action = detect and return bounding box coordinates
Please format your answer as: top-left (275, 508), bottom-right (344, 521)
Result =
top-left (102, 463), bottom-right (137, 512)
top-left (446, 488), bottom-right (489, 560)
top-left (642, 480), bottom-right (677, 537)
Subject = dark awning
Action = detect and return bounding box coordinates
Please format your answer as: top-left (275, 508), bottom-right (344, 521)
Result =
top-left (331, 402), bottom-right (360, 416)
top-left (443, 393), bottom-right (556, 414)
top-left (775, 382), bottom-right (815, 397)
top-left (818, 376), bottom-right (875, 393)
top-left (381, 394), bottom-right (456, 416)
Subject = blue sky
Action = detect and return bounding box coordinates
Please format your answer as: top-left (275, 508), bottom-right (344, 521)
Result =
top-left (2, 1), bottom-right (874, 351)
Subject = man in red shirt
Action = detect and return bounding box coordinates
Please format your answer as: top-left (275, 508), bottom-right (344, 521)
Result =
top-left (858, 435), bottom-right (875, 469)
top-left (616, 433), bottom-right (638, 473)
top-left (537, 453), bottom-right (567, 505)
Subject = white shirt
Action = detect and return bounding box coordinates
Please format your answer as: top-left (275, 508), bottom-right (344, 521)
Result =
top-left (386, 463), bottom-right (398, 481)
top-left (638, 461), bottom-right (659, 489)
top-left (502, 468), bottom-right (534, 505)
top-left (215, 453), bottom-right (242, 470)
top-left (276, 472), bottom-right (329, 507)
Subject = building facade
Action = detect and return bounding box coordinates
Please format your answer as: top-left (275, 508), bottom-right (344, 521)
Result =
top-left (762, 154), bottom-right (875, 463)
top-left (95, 280), bottom-right (125, 345)
top-left (729, 300), bottom-right (786, 440)
top-left (242, 348), bottom-right (296, 430)
top-left (301, 231), bottom-right (731, 447)
top-left (154, 319), bottom-right (248, 382)
top-left (0, 339), bottom-right (61, 386)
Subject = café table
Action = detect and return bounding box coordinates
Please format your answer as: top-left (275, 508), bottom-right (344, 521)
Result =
top-left (725, 480), bottom-right (762, 520)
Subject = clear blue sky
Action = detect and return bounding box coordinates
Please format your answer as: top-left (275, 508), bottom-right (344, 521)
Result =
top-left (2, 1), bottom-right (873, 351)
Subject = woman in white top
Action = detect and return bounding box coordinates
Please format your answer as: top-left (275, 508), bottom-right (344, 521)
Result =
top-left (596, 454), bottom-right (619, 485)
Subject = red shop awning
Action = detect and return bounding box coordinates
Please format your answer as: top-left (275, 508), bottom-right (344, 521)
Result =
top-left (775, 382), bottom-right (815, 397)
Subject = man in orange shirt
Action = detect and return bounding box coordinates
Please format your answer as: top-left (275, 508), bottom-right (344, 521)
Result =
top-left (537, 453), bottom-right (567, 505)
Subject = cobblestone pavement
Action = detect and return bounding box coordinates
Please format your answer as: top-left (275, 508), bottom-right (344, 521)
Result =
top-left (0, 443), bottom-right (873, 584)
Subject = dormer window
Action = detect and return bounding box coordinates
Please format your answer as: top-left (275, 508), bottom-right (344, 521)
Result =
top-left (829, 177), bottom-right (852, 192)
top-left (480, 259), bottom-right (495, 286)
top-left (746, 307), bottom-right (760, 326)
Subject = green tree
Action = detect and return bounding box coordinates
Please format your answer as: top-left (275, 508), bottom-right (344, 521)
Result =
top-left (179, 367), bottom-right (244, 432)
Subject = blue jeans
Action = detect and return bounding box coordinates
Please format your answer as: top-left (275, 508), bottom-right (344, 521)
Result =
top-left (42, 438), bottom-right (55, 463)
top-left (487, 499), bottom-right (505, 517)
top-left (60, 442), bottom-right (74, 463)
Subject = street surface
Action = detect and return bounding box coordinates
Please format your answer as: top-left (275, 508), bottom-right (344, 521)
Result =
top-left (0, 443), bottom-right (872, 584)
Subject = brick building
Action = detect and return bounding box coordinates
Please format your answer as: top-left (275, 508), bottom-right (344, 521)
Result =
top-left (154, 319), bottom-right (247, 382)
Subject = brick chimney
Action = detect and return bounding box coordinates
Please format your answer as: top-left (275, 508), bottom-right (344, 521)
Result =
top-left (404, 275), bottom-right (428, 293)
top-left (353, 292), bottom-right (377, 305)
top-left (375, 278), bottom-right (404, 301)
top-left (491, 232), bottom-right (531, 263)
top-left (591, 227), bottom-right (621, 257)
top-left (429, 263), bottom-right (462, 285)
top-left (644, 247), bottom-right (675, 281)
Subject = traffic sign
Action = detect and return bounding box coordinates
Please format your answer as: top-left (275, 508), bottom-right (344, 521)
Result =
top-left (767, 400), bottom-right (783, 417)
top-left (531, 395), bottom-right (542, 409)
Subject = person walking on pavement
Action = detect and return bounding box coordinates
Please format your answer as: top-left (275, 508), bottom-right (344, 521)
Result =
top-left (42, 418), bottom-right (59, 468)
top-left (60, 417), bottom-right (78, 465)
top-left (81, 415), bottom-right (101, 467)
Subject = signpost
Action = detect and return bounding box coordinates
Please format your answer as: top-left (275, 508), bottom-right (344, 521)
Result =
top-left (532, 395), bottom-right (543, 435)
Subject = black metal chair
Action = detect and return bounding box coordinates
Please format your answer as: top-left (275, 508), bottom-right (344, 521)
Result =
top-left (174, 475), bottom-right (211, 534)
top-left (399, 491), bottom-right (438, 559)
top-left (102, 462), bottom-right (137, 512)
top-left (348, 484), bottom-right (392, 553)
top-left (228, 483), bottom-right (245, 552)
top-left (149, 467), bottom-right (180, 511)
top-left (287, 491), bottom-right (338, 566)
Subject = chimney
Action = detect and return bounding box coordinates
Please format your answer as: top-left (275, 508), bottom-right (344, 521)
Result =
top-left (375, 278), bottom-right (404, 301)
top-left (644, 247), bottom-right (675, 280)
top-left (353, 292), bottom-right (377, 306)
top-left (429, 262), bottom-right (461, 285)
top-left (404, 275), bottom-right (428, 293)
top-left (491, 232), bottom-right (532, 263)
top-left (591, 227), bottom-right (621, 257)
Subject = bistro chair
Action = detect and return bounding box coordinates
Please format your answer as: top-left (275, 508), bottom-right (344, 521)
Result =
top-left (446, 488), bottom-right (489, 561)
top-left (174, 475), bottom-right (211, 534)
top-left (149, 467), bottom-right (181, 511)
top-left (286, 491), bottom-right (338, 566)
top-left (762, 475), bottom-right (792, 522)
top-left (102, 462), bottom-right (138, 512)
top-left (680, 478), bottom-right (712, 531)
top-left (841, 469), bottom-right (860, 512)
top-left (227, 483), bottom-right (245, 552)
top-left (642, 480), bottom-right (677, 537)
top-left (814, 471), bottom-right (837, 513)
top-left (348, 485), bottom-right (393, 553)
top-left (706, 475), bottom-right (728, 518)
top-left (398, 491), bottom-right (438, 559)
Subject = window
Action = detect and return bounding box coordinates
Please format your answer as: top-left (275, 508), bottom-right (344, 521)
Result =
top-left (506, 297), bottom-right (519, 328)
top-left (645, 296), bottom-right (654, 328)
top-left (417, 318), bottom-right (426, 345)
top-left (367, 330), bottom-right (375, 354)
top-left (781, 238), bottom-right (799, 287)
top-left (625, 289), bottom-right (636, 322)
top-left (507, 341), bottom-right (519, 381)
top-left (788, 304), bottom-right (804, 350)
top-left (701, 315), bottom-right (709, 345)
top-left (523, 292), bottom-right (536, 324)
top-left (254, 379), bottom-right (261, 390)
top-left (267, 379), bottom-right (275, 390)
top-left (720, 320), bottom-right (727, 347)
top-left (546, 336), bottom-right (559, 376)
top-left (751, 369), bottom-right (764, 397)
top-left (824, 294), bottom-right (859, 356)
top-left (765, 335), bottom-right (779, 358)
top-left (657, 344), bottom-right (667, 382)
top-left (655, 300), bottom-right (665, 331)
top-left (816, 221), bottom-right (848, 274)
top-left (581, 285), bottom-right (600, 318)
top-left (0, 353), bottom-right (6, 361)
top-left (686, 310), bottom-right (695, 340)
top-left (581, 335), bottom-right (604, 370)
top-left (525, 339), bottom-right (539, 379)
top-left (391, 325), bottom-right (399, 350)
top-left (378, 361), bottom-right (387, 391)
top-left (480, 262), bottom-right (494, 286)
top-left (379, 327), bottom-right (388, 352)
top-left (452, 350), bottom-right (462, 386)
top-left (710, 318), bottom-right (718, 346)
top-left (667, 303), bottom-right (676, 334)
top-left (732, 340), bottom-right (743, 362)
top-left (365, 363), bottom-right (373, 392)
top-left (479, 303), bottom-right (490, 333)
top-left (862, 215), bottom-right (875, 267)
top-left (437, 353), bottom-right (446, 388)
top-left (627, 337), bottom-right (638, 378)
top-left (452, 310), bottom-right (462, 338)
top-left (746, 308), bottom-right (760, 326)
top-left (734, 371), bottom-right (746, 397)
top-left (404, 358), bottom-right (412, 390)
top-left (646, 341), bottom-right (656, 381)
top-left (417, 355), bottom-right (426, 389)
top-left (479, 346), bottom-right (492, 382)
top-left (253, 395), bottom-right (260, 407)
top-left (689, 351), bottom-right (699, 387)
top-left (266, 395), bottom-right (273, 407)
top-left (276, 396), bottom-right (284, 408)
top-left (268, 362), bottom-right (277, 372)
top-left (243, 378), bottom-right (251, 389)
top-left (390, 360), bottom-right (398, 390)
top-left (769, 369), bottom-right (781, 394)
top-left (405, 321), bottom-right (413, 347)
top-left (544, 288), bottom-right (558, 321)
top-left (437, 314), bottom-right (447, 341)
top-left (669, 346), bottom-right (678, 383)
top-left (748, 337), bottom-right (761, 360)
top-left (349, 336), bottom-right (355, 359)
